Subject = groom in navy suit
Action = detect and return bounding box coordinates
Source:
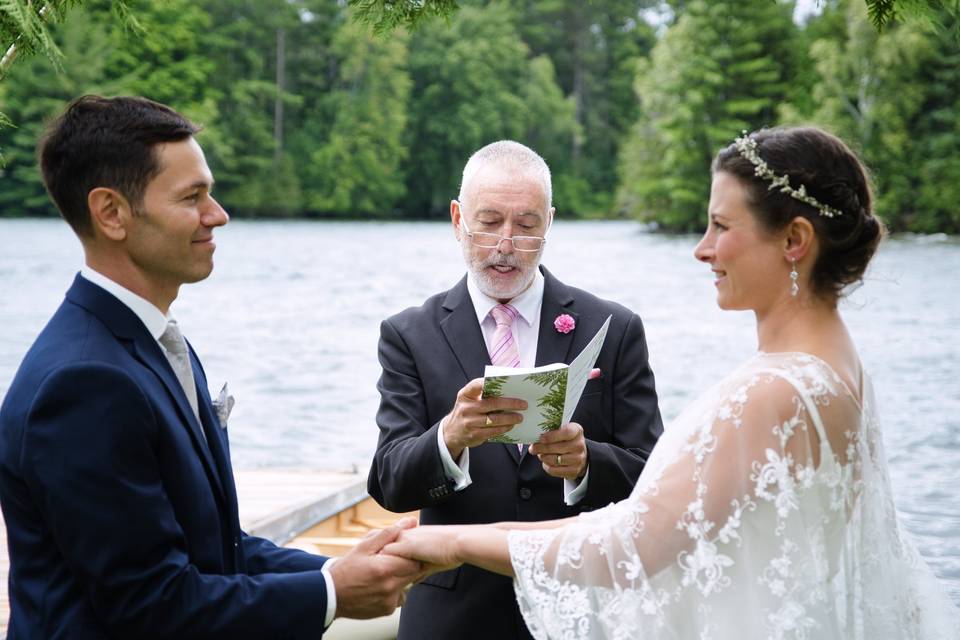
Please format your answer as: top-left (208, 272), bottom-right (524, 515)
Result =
top-left (368, 141), bottom-right (664, 639)
top-left (0, 95), bottom-right (420, 638)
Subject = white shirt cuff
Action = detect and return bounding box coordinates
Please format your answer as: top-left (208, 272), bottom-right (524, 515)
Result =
top-left (563, 465), bottom-right (590, 506)
top-left (321, 557), bottom-right (337, 627)
top-left (437, 416), bottom-right (472, 491)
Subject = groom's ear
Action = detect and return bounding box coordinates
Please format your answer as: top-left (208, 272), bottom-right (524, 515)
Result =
top-left (783, 216), bottom-right (815, 261)
top-left (87, 187), bottom-right (132, 243)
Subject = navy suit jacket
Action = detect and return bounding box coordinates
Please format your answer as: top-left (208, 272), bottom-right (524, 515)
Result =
top-left (0, 275), bottom-right (329, 639)
top-left (368, 266), bottom-right (664, 639)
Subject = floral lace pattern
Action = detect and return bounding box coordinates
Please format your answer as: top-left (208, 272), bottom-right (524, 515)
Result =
top-left (509, 353), bottom-right (959, 639)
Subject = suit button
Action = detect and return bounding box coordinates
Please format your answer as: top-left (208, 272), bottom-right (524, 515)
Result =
top-left (519, 487), bottom-right (532, 500)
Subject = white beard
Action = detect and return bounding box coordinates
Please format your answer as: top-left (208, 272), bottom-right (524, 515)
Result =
top-left (462, 241), bottom-right (542, 301)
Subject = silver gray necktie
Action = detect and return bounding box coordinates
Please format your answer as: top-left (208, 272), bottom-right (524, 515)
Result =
top-left (159, 319), bottom-right (202, 428)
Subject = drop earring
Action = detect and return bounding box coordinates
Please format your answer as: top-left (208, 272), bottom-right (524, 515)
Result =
top-left (789, 258), bottom-right (799, 297)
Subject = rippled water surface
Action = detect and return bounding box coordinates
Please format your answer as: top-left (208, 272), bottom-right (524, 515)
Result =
top-left (2, 219), bottom-right (958, 602)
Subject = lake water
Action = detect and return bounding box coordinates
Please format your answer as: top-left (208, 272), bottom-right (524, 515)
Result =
top-left (1, 218), bottom-right (958, 603)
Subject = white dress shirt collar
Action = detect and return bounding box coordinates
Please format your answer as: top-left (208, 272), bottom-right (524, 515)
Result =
top-left (79, 266), bottom-right (170, 341)
top-left (466, 268), bottom-right (545, 328)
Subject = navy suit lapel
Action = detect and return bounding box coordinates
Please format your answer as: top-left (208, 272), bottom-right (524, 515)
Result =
top-left (193, 361), bottom-right (235, 513)
top-left (132, 340), bottom-right (227, 502)
top-left (65, 275), bottom-right (227, 504)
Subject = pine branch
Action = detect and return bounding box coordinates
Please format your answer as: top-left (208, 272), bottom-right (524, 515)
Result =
top-left (865, 0), bottom-right (898, 30)
top-left (0, 0), bottom-right (138, 140)
top-left (864, 0), bottom-right (957, 31)
top-left (1, 0), bottom-right (65, 78)
top-left (1, 1), bottom-right (138, 79)
top-left (348, 0), bottom-right (458, 36)
top-left (108, 0), bottom-right (141, 37)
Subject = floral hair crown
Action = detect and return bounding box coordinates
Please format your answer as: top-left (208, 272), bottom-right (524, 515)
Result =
top-left (734, 132), bottom-right (842, 218)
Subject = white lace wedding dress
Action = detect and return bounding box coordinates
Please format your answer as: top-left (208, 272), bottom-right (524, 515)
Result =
top-left (509, 352), bottom-right (959, 639)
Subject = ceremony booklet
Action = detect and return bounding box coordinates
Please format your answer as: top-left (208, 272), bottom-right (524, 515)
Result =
top-left (483, 315), bottom-right (611, 445)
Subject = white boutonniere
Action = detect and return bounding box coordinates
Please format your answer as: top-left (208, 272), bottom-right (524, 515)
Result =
top-left (212, 383), bottom-right (235, 429)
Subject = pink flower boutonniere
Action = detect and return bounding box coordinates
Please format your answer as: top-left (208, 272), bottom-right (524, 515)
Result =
top-left (554, 314), bottom-right (575, 334)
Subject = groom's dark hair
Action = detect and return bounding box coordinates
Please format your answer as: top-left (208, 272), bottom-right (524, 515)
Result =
top-left (38, 95), bottom-right (201, 238)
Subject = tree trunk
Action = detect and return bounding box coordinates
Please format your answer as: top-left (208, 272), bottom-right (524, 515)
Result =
top-left (571, 2), bottom-right (586, 167)
top-left (274, 26), bottom-right (285, 161)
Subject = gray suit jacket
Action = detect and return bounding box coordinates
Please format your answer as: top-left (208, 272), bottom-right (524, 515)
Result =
top-left (368, 266), bottom-right (663, 640)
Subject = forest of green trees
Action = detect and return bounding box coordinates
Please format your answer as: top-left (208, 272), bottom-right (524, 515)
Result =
top-left (1, 0), bottom-right (958, 232)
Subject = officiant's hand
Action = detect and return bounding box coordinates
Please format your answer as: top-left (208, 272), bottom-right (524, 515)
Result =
top-left (443, 378), bottom-right (527, 460)
top-left (530, 422), bottom-right (588, 481)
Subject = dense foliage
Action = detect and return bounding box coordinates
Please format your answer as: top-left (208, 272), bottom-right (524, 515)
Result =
top-left (618, 0), bottom-right (960, 232)
top-left (0, 0), bottom-right (957, 231)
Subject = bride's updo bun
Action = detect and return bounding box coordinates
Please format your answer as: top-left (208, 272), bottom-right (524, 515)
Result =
top-left (713, 126), bottom-right (886, 299)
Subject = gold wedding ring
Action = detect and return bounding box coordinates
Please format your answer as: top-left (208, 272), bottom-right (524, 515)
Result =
top-left (557, 454), bottom-right (563, 466)
top-left (485, 415), bottom-right (494, 427)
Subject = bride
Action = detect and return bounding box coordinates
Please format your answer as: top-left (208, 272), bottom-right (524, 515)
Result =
top-left (384, 126), bottom-right (960, 638)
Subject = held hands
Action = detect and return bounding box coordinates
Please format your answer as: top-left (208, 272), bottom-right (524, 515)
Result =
top-left (529, 422), bottom-right (588, 481)
top-left (382, 525), bottom-right (464, 577)
top-left (442, 378), bottom-right (527, 459)
top-left (330, 517), bottom-right (425, 619)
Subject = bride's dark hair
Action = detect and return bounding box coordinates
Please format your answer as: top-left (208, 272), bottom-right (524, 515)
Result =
top-left (712, 126), bottom-right (885, 300)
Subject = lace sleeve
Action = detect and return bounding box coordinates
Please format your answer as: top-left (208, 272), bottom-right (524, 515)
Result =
top-left (507, 362), bottom-right (863, 639)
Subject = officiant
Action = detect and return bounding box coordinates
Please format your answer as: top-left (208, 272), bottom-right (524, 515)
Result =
top-left (367, 140), bottom-right (664, 640)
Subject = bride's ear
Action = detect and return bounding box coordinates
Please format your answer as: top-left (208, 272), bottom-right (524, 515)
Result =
top-left (783, 216), bottom-right (815, 262)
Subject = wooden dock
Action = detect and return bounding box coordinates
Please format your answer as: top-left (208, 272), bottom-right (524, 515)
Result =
top-left (0, 469), bottom-right (406, 638)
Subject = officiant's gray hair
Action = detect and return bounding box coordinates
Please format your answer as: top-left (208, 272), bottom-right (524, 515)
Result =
top-left (458, 141), bottom-right (552, 212)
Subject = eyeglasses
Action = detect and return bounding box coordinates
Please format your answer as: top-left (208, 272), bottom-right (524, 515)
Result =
top-left (459, 216), bottom-right (547, 252)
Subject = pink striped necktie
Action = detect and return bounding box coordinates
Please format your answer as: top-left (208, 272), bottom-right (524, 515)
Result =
top-left (489, 304), bottom-right (521, 368)
top-left (489, 304), bottom-right (524, 453)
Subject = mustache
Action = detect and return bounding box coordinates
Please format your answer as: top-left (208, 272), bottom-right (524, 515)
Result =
top-left (480, 253), bottom-right (522, 269)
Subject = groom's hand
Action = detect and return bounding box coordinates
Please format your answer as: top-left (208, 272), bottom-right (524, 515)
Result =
top-left (330, 518), bottom-right (423, 619)
top-left (442, 378), bottom-right (527, 459)
top-left (530, 422), bottom-right (588, 481)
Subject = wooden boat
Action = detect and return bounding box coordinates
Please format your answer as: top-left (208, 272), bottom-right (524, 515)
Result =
top-left (286, 494), bottom-right (418, 557)
top-left (278, 485), bottom-right (417, 640)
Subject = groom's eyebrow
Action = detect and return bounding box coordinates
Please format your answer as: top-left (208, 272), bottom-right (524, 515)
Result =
top-left (193, 178), bottom-right (214, 190)
top-left (179, 179), bottom-right (215, 194)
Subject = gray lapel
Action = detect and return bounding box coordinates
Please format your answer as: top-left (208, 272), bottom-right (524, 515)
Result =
top-left (439, 276), bottom-right (491, 382)
top-left (518, 267), bottom-right (578, 465)
top-left (535, 266), bottom-right (578, 368)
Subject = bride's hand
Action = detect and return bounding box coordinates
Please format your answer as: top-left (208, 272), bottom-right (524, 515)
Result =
top-left (382, 525), bottom-right (463, 574)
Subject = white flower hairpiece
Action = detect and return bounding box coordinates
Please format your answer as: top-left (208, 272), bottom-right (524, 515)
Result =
top-left (734, 132), bottom-right (842, 218)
